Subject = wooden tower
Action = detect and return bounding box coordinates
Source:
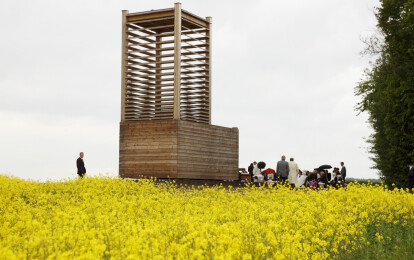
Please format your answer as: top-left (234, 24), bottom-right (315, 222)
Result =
top-left (119, 3), bottom-right (239, 180)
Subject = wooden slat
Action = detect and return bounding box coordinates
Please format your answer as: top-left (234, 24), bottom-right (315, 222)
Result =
top-left (126, 96), bottom-right (174, 103)
top-left (128, 71), bottom-right (174, 78)
top-left (128, 81), bottom-right (174, 88)
top-left (128, 66), bottom-right (174, 73)
top-left (127, 30), bottom-right (156, 44)
top-left (127, 23), bottom-right (174, 32)
top-left (127, 46), bottom-right (156, 59)
top-left (129, 59), bottom-right (174, 66)
top-left (181, 44), bottom-right (208, 50)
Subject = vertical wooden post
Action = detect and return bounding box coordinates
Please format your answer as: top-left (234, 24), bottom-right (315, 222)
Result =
top-left (206, 16), bottom-right (212, 125)
top-left (173, 2), bottom-right (182, 120)
top-left (121, 10), bottom-right (128, 122)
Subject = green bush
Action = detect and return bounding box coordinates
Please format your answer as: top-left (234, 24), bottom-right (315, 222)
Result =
top-left (257, 161), bottom-right (266, 170)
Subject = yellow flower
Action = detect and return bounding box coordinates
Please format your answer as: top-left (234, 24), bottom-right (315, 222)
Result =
top-left (0, 175), bottom-right (413, 259)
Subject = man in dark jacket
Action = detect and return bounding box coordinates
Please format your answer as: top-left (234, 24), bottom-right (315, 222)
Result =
top-left (76, 152), bottom-right (86, 178)
top-left (276, 155), bottom-right (289, 183)
top-left (340, 162), bottom-right (346, 183)
top-left (408, 163), bottom-right (414, 193)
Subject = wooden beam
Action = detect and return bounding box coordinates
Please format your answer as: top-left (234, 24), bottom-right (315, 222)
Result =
top-left (181, 13), bottom-right (208, 28)
top-left (126, 10), bottom-right (174, 23)
top-left (206, 16), bottom-right (212, 124)
top-left (173, 3), bottom-right (181, 120)
top-left (121, 10), bottom-right (129, 122)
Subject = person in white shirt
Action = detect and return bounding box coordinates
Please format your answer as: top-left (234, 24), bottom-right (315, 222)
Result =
top-left (252, 161), bottom-right (263, 182)
top-left (295, 170), bottom-right (307, 188)
top-left (288, 158), bottom-right (299, 188)
top-left (253, 161), bottom-right (261, 176)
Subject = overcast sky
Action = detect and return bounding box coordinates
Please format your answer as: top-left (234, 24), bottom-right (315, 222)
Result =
top-left (0, 0), bottom-right (380, 180)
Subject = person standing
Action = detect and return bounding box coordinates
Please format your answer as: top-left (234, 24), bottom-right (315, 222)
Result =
top-left (408, 163), bottom-right (414, 193)
top-left (252, 161), bottom-right (263, 182)
top-left (248, 163), bottom-right (254, 183)
top-left (340, 162), bottom-right (346, 183)
top-left (253, 161), bottom-right (261, 177)
top-left (76, 152), bottom-right (86, 178)
top-left (288, 158), bottom-right (299, 188)
top-left (276, 155), bottom-right (289, 184)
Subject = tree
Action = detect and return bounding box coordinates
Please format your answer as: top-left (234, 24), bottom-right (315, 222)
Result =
top-left (355, 0), bottom-right (414, 187)
top-left (257, 162), bottom-right (266, 172)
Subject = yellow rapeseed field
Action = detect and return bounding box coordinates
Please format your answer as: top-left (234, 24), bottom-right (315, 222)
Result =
top-left (0, 175), bottom-right (413, 259)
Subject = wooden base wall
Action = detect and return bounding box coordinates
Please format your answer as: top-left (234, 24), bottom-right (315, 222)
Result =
top-left (119, 120), bottom-right (239, 180)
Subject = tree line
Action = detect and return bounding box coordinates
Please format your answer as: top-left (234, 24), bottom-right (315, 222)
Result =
top-left (355, 0), bottom-right (414, 187)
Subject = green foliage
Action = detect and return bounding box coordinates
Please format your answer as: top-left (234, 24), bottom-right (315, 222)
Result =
top-left (355, 0), bottom-right (414, 187)
top-left (338, 221), bottom-right (414, 260)
top-left (257, 161), bottom-right (266, 170)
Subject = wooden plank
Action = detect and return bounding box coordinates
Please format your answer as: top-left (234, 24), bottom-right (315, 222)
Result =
top-left (128, 53), bottom-right (156, 63)
top-left (130, 31), bottom-right (174, 40)
top-left (181, 13), bottom-right (208, 28)
top-left (127, 45), bottom-right (156, 58)
top-left (128, 46), bottom-right (174, 53)
top-left (127, 30), bottom-right (156, 44)
top-left (126, 38), bottom-right (155, 51)
top-left (126, 97), bottom-right (173, 103)
top-left (124, 111), bottom-right (173, 117)
top-left (127, 66), bottom-right (174, 73)
top-left (126, 88), bottom-right (172, 95)
top-left (182, 50), bottom-right (209, 56)
top-left (181, 41), bottom-right (208, 53)
top-left (181, 36), bottom-right (208, 43)
top-left (127, 93), bottom-right (174, 101)
top-left (129, 39), bottom-right (174, 47)
top-left (129, 59), bottom-right (174, 66)
top-left (181, 25), bottom-right (208, 36)
top-left (128, 82), bottom-right (174, 88)
top-left (125, 116), bottom-right (174, 121)
top-left (127, 71), bottom-right (174, 78)
top-left (127, 100), bottom-right (174, 107)
top-left (182, 29), bottom-right (208, 36)
top-left (126, 10), bottom-right (174, 23)
top-left (127, 23), bottom-right (174, 32)
top-left (181, 44), bottom-right (208, 50)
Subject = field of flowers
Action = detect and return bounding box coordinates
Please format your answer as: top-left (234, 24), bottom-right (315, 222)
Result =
top-left (1, 175), bottom-right (414, 259)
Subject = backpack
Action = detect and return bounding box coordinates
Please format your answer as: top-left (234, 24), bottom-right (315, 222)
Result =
top-left (309, 180), bottom-right (318, 189)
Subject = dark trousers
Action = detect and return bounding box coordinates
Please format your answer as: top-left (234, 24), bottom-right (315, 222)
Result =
top-left (409, 176), bottom-right (414, 192)
top-left (78, 173), bottom-right (85, 178)
top-left (280, 176), bottom-right (287, 183)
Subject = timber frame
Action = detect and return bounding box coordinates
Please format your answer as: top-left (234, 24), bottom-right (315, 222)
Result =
top-left (119, 4), bottom-right (239, 180)
top-left (121, 3), bottom-right (211, 123)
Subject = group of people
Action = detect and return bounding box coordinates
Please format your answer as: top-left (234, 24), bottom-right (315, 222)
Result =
top-left (247, 156), bottom-right (347, 189)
